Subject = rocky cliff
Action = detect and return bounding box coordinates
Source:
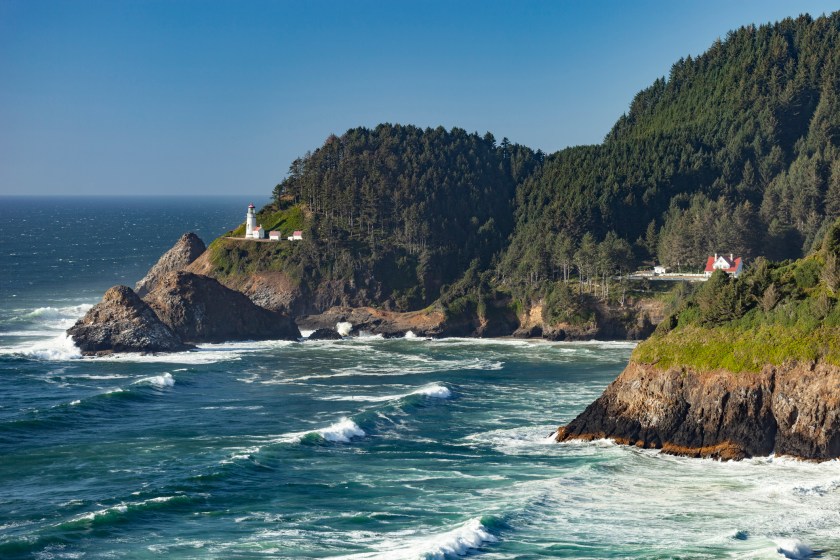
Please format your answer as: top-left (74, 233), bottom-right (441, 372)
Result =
top-left (143, 271), bottom-right (300, 343)
top-left (67, 286), bottom-right (190, 355)
top-left (135, 232), bottom-right (206, 297)
top-left (555, 360), bottom-right (840, 461)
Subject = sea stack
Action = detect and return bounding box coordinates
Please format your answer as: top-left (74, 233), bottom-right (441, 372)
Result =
top-left (67, 286), bottom-right (190, 355)
top-left (142, 271), bottom-right (301, 343)
top-left (135, 232), bottom-right (206, 297)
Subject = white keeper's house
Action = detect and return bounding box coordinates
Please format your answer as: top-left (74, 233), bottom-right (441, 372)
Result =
top-left (704, 253), bottom-right (744, 278)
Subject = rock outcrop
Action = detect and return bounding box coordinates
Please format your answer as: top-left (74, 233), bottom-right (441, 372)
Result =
top-left (307, 328), bottom-right (344, 340)
top-left (143, 271), bottom-right (300, 342)
top-left (297, 306), bottom-right (447, 337)
top-left (135, 233), bottom-right (206, 298)
top-left (67, 286), bottom-right (190, 355)
top-left (556, 360), bottom-right (840, 461)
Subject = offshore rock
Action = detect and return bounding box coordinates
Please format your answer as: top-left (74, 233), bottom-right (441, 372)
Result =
top-left (143, 271), bottom-right (300, 343)
top-left (135, 232), bottom-right (206, 298)
top-left (67, 286), bottom-right (190, 355)
top-left (555, 361), bottom-right (840, 461)
top-left (307, 328), bottom-right (344, 340)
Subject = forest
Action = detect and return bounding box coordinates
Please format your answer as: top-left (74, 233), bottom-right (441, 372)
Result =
top-left (260, 12), bottom-right (840, 313)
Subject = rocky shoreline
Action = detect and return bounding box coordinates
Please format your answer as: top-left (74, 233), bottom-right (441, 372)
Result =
top-left (67, 233), bottom-right (300, 355)
top-left (555, 360), bottom-right (840, 461)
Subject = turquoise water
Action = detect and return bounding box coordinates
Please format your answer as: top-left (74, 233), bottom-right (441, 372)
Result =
top-left (1, 198), bottom-right (839, 559)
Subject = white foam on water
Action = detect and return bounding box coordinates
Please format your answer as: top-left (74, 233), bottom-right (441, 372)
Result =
top-left (336, 321), bottom-right (353, 336)
top-left (774, 538), bottom-right (815, 559)
top-left (134, 372), bottom-right (175, 388)
top-left (295, 358), bottom-right (502, 381)
top-left (463, 426), bottom-right (561, 453)
top-left (417, 517), bottom-right (498, 559)
top-left (65, 495), bottom-right (180, 526)
top-left (330, 517), bottom-right (498, 560)
top-left (404, 330), bottom-right (418, 339)
top-left (15, 304), bottom-right (93, 323)
top-left (299, 329), bottom-right (315, 338)
top-left (80, 339), bottom-right (295, 364)
top-left (316, 383), bottom-right (452, 403)
top-left (411, 383), bottom-right (452, 399)
top-left (2, 333), bottom-right (84, 361)
top-left (316, 417), bottom-right (366, 443)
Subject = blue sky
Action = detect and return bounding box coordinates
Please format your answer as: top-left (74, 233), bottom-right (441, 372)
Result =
top-left (1, 1), bottom-right (837, 196)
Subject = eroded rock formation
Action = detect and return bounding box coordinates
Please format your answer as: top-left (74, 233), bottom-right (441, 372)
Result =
top-left (135, 232), bottom-right (206, 298)
top-left (556, 361), bottom-right (840, 461)
top-left (143, 271), bottom-right (300, 342)
top-left (67, 286), bottom-right (189, 355)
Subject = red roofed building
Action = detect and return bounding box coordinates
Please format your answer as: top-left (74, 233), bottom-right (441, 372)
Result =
top-left (287, 230), bottom-right (303, 241)
top-left (704, 253), bottom-right (744, 278)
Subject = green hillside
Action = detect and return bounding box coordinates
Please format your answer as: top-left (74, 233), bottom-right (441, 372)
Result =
top-left (501, 13), bottom-right (840, 297)
top-left (228, 12), bottom-right (840, 317)
top-left (634, 219), bottom-right (840, 372)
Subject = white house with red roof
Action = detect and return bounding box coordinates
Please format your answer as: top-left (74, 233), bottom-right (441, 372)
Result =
top-left (704, 253), bottom-right (744, 278)
top-left (287, 230), bottom-right (303, 241)
top-left (269, 231), bottom-right (281, 241)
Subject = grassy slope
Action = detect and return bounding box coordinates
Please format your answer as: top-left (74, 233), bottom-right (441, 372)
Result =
top-left (633, 227), bottom-right (840, 373)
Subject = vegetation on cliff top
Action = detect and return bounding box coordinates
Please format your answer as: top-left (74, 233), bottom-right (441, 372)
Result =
top-left (216, 13), bottom-right (840, 321)
top-left (634, 219), bottom-right (840, 372)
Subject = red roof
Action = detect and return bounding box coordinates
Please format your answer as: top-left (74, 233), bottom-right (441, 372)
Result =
top-left (705, 255), bottom-right (741, 273)
top-left (269, 231), bottom-right (280, 235)
top-left (293, 230), bottom-right (303, 236)
top-left (254, 226), bottom-right (263, 231)
top-left (248, 203), bottom-right (255, 208)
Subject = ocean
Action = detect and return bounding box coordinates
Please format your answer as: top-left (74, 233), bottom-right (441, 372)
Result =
top-left (1, 197), bottom-right (839, 559)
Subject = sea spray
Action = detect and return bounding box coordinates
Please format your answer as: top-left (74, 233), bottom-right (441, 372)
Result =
top-left (336, 322), bottom-right (353, 336)
top-left (316, 417), bottom-right (366, 442)
top-left (415, 517), bottom-right (499, 559)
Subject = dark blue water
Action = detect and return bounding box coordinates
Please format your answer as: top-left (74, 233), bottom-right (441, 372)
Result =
top-left (1, 198), bottom-right (838, 559)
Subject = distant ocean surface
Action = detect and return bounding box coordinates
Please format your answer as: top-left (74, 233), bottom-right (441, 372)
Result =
top-left (1, 197), bottom-right (839, 559)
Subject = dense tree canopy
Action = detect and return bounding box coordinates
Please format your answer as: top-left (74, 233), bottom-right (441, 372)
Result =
top-left (254, 12), bottom-right (840, 313)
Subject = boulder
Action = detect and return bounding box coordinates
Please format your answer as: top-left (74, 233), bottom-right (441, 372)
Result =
top-left (143, 271), bottom-right (300, 342)
top-left (67, 286), bottom-right (189, 355)
top-left (307, 328), bottom-right (344, 340)
top-left (135, 232), bottom-right (206, 297)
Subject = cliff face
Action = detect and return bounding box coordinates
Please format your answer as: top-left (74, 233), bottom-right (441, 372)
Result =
top-left (143, 271), bottom-right (300, 343)
top-left (67, 286), bottom-right (189, 355)
top-left (135, 233), bottom-right (206, 298)
top-left (556, 360), bottom-right (840, 461)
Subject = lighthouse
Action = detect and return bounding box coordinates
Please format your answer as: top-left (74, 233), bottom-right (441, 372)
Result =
top-left (245, 204), bottom-right (257, 238)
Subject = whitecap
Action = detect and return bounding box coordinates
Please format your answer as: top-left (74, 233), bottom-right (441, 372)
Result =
top-left (774, 538), bottom-right (815, 559)
top-left (336, 321), bottom-right (353, 336)
top-left (2, 333), bottom-right (83, 361)
top-left (411, 517), bottom-right (498, 559)
top-left (316, 417), bottom-right (366, 443)
top-left (134, 372), bottom-right (175, 388)
top-left (316, 383), bottom-right (452, 403)
top-left (411, 383), bottom-right (452, 399)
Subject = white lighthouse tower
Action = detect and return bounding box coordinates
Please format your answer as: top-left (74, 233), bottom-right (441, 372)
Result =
top-left (245, 203), bottom-right (257, 238)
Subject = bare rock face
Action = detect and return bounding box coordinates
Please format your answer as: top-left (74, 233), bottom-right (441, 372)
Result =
top-left (143, 271), bottom-right (300, 342)
top-left (297, 306), bottom-right (446, 337)
top-left (556, 361), bottom-right (840, 461)
top-left (135, 233), bottom-right (206, 298)
top-left (67, 286), bottom-right (189, 355)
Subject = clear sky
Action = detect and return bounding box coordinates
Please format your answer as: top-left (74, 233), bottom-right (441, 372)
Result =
top-left (1, 0), bottom-right (837, 196)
